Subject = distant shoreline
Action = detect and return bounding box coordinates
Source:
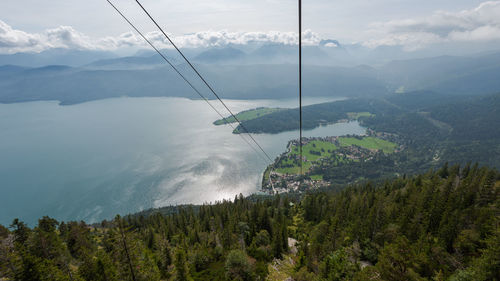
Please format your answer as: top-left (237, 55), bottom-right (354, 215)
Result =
top-left (0, 95), bottom-right (345, 107)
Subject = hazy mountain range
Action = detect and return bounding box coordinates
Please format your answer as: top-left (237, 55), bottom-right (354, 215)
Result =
top-left (1, 42), bottom-right (500, 105)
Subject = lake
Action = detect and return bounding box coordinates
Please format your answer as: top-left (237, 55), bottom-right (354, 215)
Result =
top-left (0, 97), bottom-right (366, 225)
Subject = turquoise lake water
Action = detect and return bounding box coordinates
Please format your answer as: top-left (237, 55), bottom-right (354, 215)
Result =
top-left (0, 97), bottom-right (366, 225)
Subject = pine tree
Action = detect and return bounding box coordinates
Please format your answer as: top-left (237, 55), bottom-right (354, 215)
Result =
top-left (174, 247), bottom-right (190, 281)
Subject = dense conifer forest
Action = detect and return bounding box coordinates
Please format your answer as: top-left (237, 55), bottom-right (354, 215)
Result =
top-left (1, 163), bottom-right (498, 280)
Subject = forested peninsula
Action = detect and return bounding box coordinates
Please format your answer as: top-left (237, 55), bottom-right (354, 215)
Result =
top-left (252, 92), bottom-right (500, 191)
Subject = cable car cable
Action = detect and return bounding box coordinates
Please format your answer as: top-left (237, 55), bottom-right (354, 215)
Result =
top-left (105, 0), bottom-right (270, 165)
top-left (134, 0), bottom-right (273, 163)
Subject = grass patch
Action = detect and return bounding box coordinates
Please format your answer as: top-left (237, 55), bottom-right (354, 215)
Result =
top-left (213, 107), bottom-right (284, 125)
top-left (339, 136), bottom-right (397, 153)
top-left (275, 161), bottom-right (312, 174)
top-left (347, 112), bottom-right (374, 119)
top-left (310, 174), bottom-right (323, 180)
top-left (290, 140), bottom-right (337, 161)
top-left (275, 140), bottom-right (337, 175)
top-left (263, 167), bottom-right (271, 182)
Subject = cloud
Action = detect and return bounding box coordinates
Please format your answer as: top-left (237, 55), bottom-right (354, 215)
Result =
top-left (4, 1), bottom-right (498, 54)
top-left (0, 20), bottom-right (106, 53)
top-left (167, 29), bottom-right (321, 48)
top-left (0, 20), bottom-right (42, 52)
top-left (0, 19), bottom-right (322, 54)
top-left (364, 1), bottom-right (500, 50)
top-left (45, 26), bottom-right (97, 50)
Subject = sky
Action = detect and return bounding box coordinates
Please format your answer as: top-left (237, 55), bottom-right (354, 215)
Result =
top-left (1, 0), bottom-right (499, 53)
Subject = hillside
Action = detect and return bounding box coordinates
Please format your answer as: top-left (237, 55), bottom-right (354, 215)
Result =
top-left (0, 64), bottom-right (386, 105)
top-left (0, 164), bottom-right (498, 280)
top-left (2, 51), bottom-right (500, 105)
top-left (247, 92), bottom-right (500, 190)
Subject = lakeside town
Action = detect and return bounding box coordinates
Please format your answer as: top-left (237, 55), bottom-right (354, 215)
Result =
top-left (262, 132), bottom-right (404, 193)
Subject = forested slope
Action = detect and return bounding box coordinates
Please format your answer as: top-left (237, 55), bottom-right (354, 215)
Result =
top-left (0, 164), bottom-right (498, 281)
top-left (244, 92), bottom-right (500, 179)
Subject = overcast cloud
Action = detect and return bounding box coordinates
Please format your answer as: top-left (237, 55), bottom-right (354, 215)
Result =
top-left (364, 1), bottom-right (500, 50)
top-left (0, 19), bottom-right (324, 53)
top-left (1, 1), bottom-right (499, 54)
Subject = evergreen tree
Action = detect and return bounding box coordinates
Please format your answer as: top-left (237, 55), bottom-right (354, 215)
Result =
top-left (225, 250), bottom-right (254, 281)
top-left (174, 247), bottom-right (190, 281)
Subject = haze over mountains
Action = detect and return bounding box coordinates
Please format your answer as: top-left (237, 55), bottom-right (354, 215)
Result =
top-left (1, 41), bottom-right (499, 105)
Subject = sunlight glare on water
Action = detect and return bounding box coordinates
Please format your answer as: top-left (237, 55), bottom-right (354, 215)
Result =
top-left (0, 97), bottom-right (365, 225)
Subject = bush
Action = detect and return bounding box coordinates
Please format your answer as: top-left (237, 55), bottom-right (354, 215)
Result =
top-left (225, 250), bottom-right (254, 281)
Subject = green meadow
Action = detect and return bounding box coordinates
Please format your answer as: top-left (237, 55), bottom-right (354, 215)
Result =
top-left (274, 136), bottom-right (397, 176)
top-left (347, 111), bottom-right (374, 119)
top-left (338, 136), bottom-right (397, 153)
top-left (290, 140), bottom-right (338, 161)
top-left (213, 107), bottom-right (284, 125)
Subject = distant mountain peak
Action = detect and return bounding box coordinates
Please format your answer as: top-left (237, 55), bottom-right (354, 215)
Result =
top-left (320, 39), bottom-right (341, 48)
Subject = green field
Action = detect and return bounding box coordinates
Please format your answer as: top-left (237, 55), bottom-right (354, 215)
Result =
top-left (338, 136), bottom-right (397, 153)
top-left (274, 137), bottom-right (397, 176)
top-left (275, 140), bottom-right (337, 174)
top-left (262, 167), bottom-right (271, 183)
top-left (347, 112), bottom-right (374, 119)
top-left (275, 159), bottom-right (312, 174)
top-left (213, 107), bottom-right (284, 125)
top-left (290, 140), bottom-right (338, 161)
top-left (310, 174), bottom-right (324, 180)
